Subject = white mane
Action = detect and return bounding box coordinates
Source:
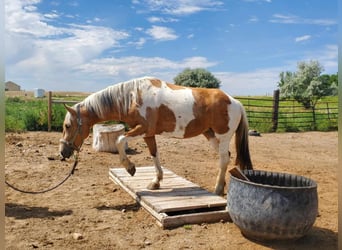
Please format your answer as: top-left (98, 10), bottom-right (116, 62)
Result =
top-left (81, 77), bottom-right (151, 119)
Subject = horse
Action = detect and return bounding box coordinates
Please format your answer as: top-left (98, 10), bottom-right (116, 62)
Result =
top-left (59, 76), bottom-right (253, 195)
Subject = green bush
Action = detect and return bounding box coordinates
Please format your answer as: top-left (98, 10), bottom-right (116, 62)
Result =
top-left (6, 97), bottom-right (49, 132)
top-left (51, 105), bottom-right (67, 131)
top-left (5, 116), bottom-right (25, 132)
top-left (24, 109), bottom-right (48, 131)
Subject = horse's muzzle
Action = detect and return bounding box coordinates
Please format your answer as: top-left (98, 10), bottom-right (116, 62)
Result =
top-left (59, 140), bottom-right (75, 160)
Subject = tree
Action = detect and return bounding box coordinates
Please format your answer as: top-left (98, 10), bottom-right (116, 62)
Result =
top-left (278, 60), bottom-right (337, 130)
top-left (174, 68), bottom-right (221, 88)
top-left (278, 60), bottom-right (335, 109)
top-left (320, 73), bottom-right (338, 95)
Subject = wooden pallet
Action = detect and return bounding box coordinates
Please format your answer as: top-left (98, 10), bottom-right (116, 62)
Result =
top-left (109, 166), bottom-right (231, 228)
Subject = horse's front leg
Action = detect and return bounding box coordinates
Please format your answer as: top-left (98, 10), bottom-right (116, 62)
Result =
top-left (144, 136), bottom-right (163, 190)
top-left (116, 124), bottom-right (149, 176)
top-left (116, 135), bottom-right (136, 176)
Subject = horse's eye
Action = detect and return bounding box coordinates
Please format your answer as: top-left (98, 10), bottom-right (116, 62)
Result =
top-left (65, 124), bottom-right (71, 129)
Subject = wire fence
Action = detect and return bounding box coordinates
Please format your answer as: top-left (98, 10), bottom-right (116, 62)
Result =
top-left (236, 93), bottom-right (338, 132)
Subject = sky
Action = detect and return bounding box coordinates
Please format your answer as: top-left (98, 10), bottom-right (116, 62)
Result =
top-left (4, 0), bottom-right (338, 96)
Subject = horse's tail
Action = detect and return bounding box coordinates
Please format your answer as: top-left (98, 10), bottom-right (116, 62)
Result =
top-left (235, 103), bottom-right (253, 170)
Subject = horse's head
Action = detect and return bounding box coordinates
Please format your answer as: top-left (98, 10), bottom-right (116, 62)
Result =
top-left (59, 104), bottom-right (91, 160)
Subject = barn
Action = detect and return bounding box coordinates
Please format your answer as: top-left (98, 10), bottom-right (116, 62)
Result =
top-left (5, 81), bottom-right (21, 91)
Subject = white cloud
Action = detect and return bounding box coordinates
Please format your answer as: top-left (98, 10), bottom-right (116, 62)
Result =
top-left (86, 17), bottom-right (102, 24)
top-left (146, 25), bottom-right (178, 41)
top-left (20, 56), bottom-right (217, 91)
top-left (68, 1), bottom-right (79, 7)
top-left (248, 16), bottom-right (259, 23)
top-left (134, 27), bottom-right (144, 32)
top-left (5, 0), bottom-right (130, 89)
top-left (216, 44), bottom-right (338, 95)
top-left (147, 16), bottom-right (179, 23)
top-left (128, 37), bottom-right (146, 48)
top-left (270, 14), bottom-right (296, 24)
top-left (243, 0), bottom-right (272, 2)
top-left (5, 0), bottom-right (63, 37)
top-left (295, 35), bottom-right (311, 42)
top-left (270, 14), bottom-right (337, 26)
top-left (303, 44), bottom-right (338, 73)
top-left (78, 56), bottom-right (217, 78)
top-left (216, 68), bottom-right (282, 96)
top-left (133, 0), bottom-right (224, 16)
top-left (43, 12), bottom-right (59, 19)
top-left (5, 0), bottom-right (216, 92)
top-left (6, 23), bottom-right (129, 90)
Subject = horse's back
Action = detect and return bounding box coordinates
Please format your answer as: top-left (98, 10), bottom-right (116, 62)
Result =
top-left (136, 78), bottom-right (243, 138)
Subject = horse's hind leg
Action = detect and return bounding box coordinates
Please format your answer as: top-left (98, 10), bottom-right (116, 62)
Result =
top-left (144, 136), bottom-right (163, 190)
top-left (203, 129), bottom-right (219, 152)
top-left (214, 134), bottom-right (233, 196)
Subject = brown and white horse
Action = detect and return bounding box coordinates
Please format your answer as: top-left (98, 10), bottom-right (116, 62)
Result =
top-left (59, 77), bottom-right (253, 195)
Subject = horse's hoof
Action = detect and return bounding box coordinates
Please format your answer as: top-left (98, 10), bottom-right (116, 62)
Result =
top-left (147, 182), bottom-right (160, 190)
top-left (214, 188), bottom-right (224, 196)
top-left (215, 191), bottom-right (224, 197)
top-left (127, 166), bottom-right (136, 176)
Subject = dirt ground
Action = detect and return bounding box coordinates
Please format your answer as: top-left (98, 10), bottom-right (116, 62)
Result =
top-left (5, 131), bottom-right (338, 250)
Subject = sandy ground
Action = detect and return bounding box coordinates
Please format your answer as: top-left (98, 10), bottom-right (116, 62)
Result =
top-left (5, 131), bottom-right (338, 249)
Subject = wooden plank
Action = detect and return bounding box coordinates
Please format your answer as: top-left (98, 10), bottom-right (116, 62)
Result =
top-left (109, 166), bottom-right (230, 228)
top-left (161, 210), bottom-right (231, 229)
top-left (153, 200), bottom-right (226, 213)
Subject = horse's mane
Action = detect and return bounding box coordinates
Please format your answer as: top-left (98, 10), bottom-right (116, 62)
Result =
top-left (81, 77), bottom-right (149, 119)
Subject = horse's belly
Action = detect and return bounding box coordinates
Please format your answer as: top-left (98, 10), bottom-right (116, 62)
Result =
top-left (160, 129), bottom-right (187, 139)
top-left (160, 118), bottom-right (200, 139)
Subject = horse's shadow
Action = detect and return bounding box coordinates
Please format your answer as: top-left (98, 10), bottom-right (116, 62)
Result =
top-left (244, 226), bottom-right (337, 250)
top-left (5, 203), bottom-right (73, 219)
top-left (95, 202), bottom-right (140, 212)
top-left (110, 147), bottom-right (141, 156)
top-left (126, 147), bottom-right (141, 155)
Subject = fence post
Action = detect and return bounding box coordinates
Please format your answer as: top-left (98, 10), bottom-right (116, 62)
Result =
top-left (326, 103), bottom-right (330, 120)
top-left (48, 91), bottom-right (52, 132)
top-left (312, 106), bottom-right (317, 130)
top-left (271, 89), bottom-right (280, 132)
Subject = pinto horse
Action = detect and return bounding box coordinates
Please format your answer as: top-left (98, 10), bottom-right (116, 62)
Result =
top-left (59, 77), bottom-right (253, 195)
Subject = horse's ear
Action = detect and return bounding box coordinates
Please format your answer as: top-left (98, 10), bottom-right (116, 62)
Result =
top-left (64, 104), bottom-right (76, 116)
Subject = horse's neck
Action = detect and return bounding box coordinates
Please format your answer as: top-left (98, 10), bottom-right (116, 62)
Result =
top-left (86, 84), bottom-right (130, 125)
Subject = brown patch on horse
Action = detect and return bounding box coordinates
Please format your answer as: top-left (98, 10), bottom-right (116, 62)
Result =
top-left (145, 104), bottom-right (176, 136)
top-left (203, 128), bottom-right (216, 140)
top-left (184, 88), bottom-right (230, 138)
top-left (166, 83), bottom-right (186, 90)
top-left (150, 79), bottom-right (162, 88)
top-left (150, 79), bottom-right (187, 90)
top-left (143, 136), bottom-right (157, 157)
top-left (136, 88), bottom-right (143, 106)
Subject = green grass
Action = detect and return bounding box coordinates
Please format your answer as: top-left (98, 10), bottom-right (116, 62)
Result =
top-left (5, 97), bottom-right (47, 132)
top-left (5, 94), bottom-right (338, 133)
top-left (5, 94), bottom-right (83, 132)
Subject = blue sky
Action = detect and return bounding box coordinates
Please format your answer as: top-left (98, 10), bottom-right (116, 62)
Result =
top-left (5, 0), bottom-right (338, 95)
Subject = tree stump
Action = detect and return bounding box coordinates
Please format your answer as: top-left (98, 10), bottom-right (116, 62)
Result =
top-left (92, 124), bottom-right (127, 153)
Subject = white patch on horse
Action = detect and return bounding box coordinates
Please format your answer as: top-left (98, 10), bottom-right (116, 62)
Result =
top-left (227, 95), bottom-right (243, 132)
top-left (139, 79), bottom-right (195, 138)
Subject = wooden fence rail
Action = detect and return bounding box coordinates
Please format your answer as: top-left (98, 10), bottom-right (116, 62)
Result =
top-left (47, 91), bottom-right (79, 132)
